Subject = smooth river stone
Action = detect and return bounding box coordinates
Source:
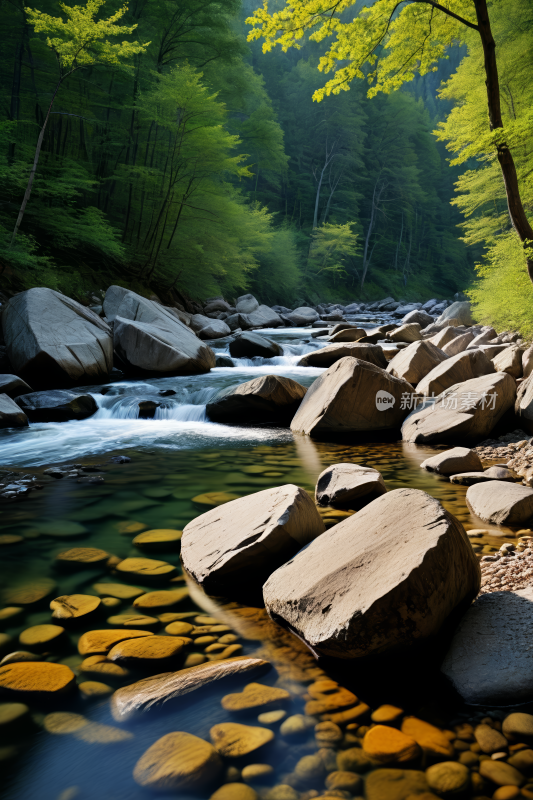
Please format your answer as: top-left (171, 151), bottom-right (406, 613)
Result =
top-left (426, 762), bottom-right (470, 795)
top-left (92, 583), bottom-right (145, 600)
top-left (115, 558), bottom-right (177, 581)
top-left (79, 655), bottom-right (129, 679)
top-left (362, 725), bottom-right (421, 763)
top-left (106, 614), bottom-right (159, 629)
top-left (165, 621), bottom-right (194, 636)
top-left (0, 662), bottom-right (76, 694)
top-left (132, 529), bottom-right (182, 551)
top-left (107, 635), bottom-right (187, 663)
top-left (77, 629), bottom-right (153, 656)
top-left (210, 722), bottom-right (274, 757)
top-left (19, 624), bottom-right (64, 648)
top-left (55, 548), bottom-right (109, 567)
top-left (3, 578), bottom-right (57, 606)
top-left (221, 682), bottom-right (290, 711)
top-left (133, 589), bottom-right (188, 609)
top-left (133, 731), bottom-right (223, 791)
top-left (111, 656), bottom-right (270, 721)
top-left (50, 594), bottom-right (101, 621)
top-left (44, 711), bottom-right (133, 743)
top-left (364, 769), bottom-right (429, 800)
top-left (401, 716), bottom-right (454, 758)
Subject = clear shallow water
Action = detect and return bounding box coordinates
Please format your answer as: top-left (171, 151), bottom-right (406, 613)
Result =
top-left (0, 322), bottom-right (523, 800)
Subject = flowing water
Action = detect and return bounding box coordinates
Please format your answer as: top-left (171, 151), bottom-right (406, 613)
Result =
top-left (0, 322), bottom-right (523, 800)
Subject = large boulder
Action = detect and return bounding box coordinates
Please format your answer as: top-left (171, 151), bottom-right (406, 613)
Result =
top-left (402, 372), bottom-right (516, 444)
top-left (388, 324), bottom-right (423, 343)
top-left (263, 488), bottom-right (480, 659)
top-left (516, 373), bottom-right (533, 434)
top-left (0, 375), bottom-right (32, 399)
top-left (420, 447), bottom-right (482, 475)
top-left (104, 287), bottom-right (215, 375)
top-left (206, 375), bottom-right (306, 424)
top-left (297, 343), bottom-right (387, 369)
top-left (17, 390), bottom-right (97, 422)
top-left (441, 331), bottom-right (476, 356)
top-left (225, 313), bottom-right (252, 332)
top-left (236, 294), bottom-right (259, 315)
top-left (287, 307), bottom-right (320, 326)
top-left (522, 345), bottom-right (533, 380)
top-left (441, 588), bottom-right (533, 705)
top-left (401, 310), bottom-right (434, 327)
top-left (181, 484), bottom-right (325, 596)
top-left (466, 480), bottom-right (533, 525)
top-left (246, 305), bottom-right (283, 328)
top-left (290, 358), bottom-right (414, 436)
top-left (415, 350), bottom-right (495, 397)
top-left (436, 301), bottom-right (473, 327)
top-left (315, 463), bottom-right (386, 507)
top-left (386, 341), bottom-right (448, 386)
top-left (0, 394), bottom-right (28, 428)
top-left (204, 299), bottom-right (232, 314)
top-left (394, 303), bottom-right (422, 317)
top-left (328, 328), bottom-right (366, 343)
top-left (2, 288), bottom-right (113, 389)
top-left (492, 344), bottom-right (523, 378)
top-left (229, 332), bottom-right (282, 359)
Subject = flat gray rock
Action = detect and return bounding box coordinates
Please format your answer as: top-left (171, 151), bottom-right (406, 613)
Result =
top-left (263, 488), bottom-right (480, 659)
top-left (421, 447), bottom-right (482, 475)
top-left (466, 480), bottom-right (533, 525)
top-left (401, 310), bottom-right (434, 327)
top-left (315, 463), bottom-right (386, 507)
top-left (428, 327), bottom-right (462, 349)
top-left (0, 375), bottom-right (33, 399)
top-left (17, 390), bottom-right (97, 422)
top-left (492, 345), bottom-right (523, 379)
top-left (388, 323), bottom-right (423, 343)
top-left (297, 343), bottom-right (386, 369)
top-left (0, 394), bottom-right (28, 428)
top-left (436, 301), bottom-right (473, 326)
top-left (287, 307), bottom-right (319, 326)
top-left (197, 319), bottom-right (231, 340)
top-left (402, 372), bottom-right (516, 444)
top-left (290, 357), bottom-right (414, 436)
top-left (416, 349), bottom-right (495, 397)
top-left (387, 340), bottom-right (448, 386)
top-left (2, 288), bottom-right (112, 389)
top-left (111, 656), bottom-right (270, 721)
top-left (441, 588), bottom-right (533, 705)
top-left (206, 375), bottom-right (306, 424)
top-left (246, 305), bottom-right (283, 328)
top-left (181, 484), bottom-right (325, 596)
top-left (450, 467), bottom-right (516, 485)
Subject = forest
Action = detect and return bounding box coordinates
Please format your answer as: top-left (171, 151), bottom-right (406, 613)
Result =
top-left (0, 0), bottom-right (531, 322)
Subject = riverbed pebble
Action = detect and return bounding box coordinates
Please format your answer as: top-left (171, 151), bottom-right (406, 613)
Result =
top-left (426, 761), bottom-right (470, 795)
top-left (106, 613), bottom-right (159, 629)
top-left (480, 758), bottom-right (525, 786)
top-left (221, 682), bottom-right (290, 711)
top-left (475, 722), bottom-right (509, 753)
top-left (132, 528), bottom-right (182, 551)
top-left (3, 578), bottom-right (56, 605)
top-left (210, 722), bottom-right (274, 757)
top-left (0, 661), bottom-right (76, 694)
top-left (363, 725), bottom-right (421, 763)
top-left (242, 763), bottom-right (275, 783)
top-left (107, 634), bottom-right (187, 663)
top-left (402, 716), bottom-right (455, 758)
top-left (50, 594), bottom-right (101, 621)
top-left (77, 628), bottom-right (153, 655)
top-left (78, 680), bottom-right (113, 698)
top-left (132, 588), bottom-right (188, 609)
top-left (115, 557), bottom-right (177, 581)
top-left (93, 583), bottom-right (144, 600)
top-left (19, 624), bottom-right (64, 648)
top-left (133, 731), bottom-right (223, 790)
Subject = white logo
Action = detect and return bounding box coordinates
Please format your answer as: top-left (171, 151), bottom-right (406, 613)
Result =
top-left (376, 390), bottom-right (395, 410)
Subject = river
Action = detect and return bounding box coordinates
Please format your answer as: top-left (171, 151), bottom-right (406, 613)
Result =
top-left (0, 320), bottom-right (519, 800)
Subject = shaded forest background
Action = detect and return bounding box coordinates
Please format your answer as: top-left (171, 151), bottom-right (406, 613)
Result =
top-left (0, 0), bottom-right (530, 314)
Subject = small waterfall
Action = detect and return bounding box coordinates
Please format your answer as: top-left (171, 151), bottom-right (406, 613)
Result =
top-left (92, 385), bottom-right (218, 422)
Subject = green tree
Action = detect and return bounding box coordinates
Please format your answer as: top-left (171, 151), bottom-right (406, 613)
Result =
top-left (247, 0), bottom-right (533, 285)
top-left (10, 0), bottom-right (146, 247)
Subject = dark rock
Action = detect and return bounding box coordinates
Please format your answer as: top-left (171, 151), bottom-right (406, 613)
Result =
top-left (109, 455), bottom-right (131, 463)
top-left (138, 400), bottom-right (160, 419)
top-left (206, 375), bottom-right (306, 425)
top-left (229, 332), bottom-right (282, 359)
top-left (215, 356), bottom-right (235, 368)
top-left (17, 390), bottom-right (97, 422)
top-left (159, 389), bottom-right (176, 396)
top-left (0, 375), bottom-right (33, 399)
top-left (0, 394), bottom-right (28, 429)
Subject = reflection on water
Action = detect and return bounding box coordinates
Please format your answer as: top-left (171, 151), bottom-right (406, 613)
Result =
top-left (0, 322), bottom-right (525, 799)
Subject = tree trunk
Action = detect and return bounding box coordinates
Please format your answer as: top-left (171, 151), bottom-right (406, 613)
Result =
top-left (473, 0), bottom-right (533, 281)
top-left (10, 74), bottom-right (67, 247)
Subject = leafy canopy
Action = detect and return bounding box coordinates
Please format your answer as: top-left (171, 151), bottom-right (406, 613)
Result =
top-left (247, 0), bottom-right (477, 101)
top-left (26, 0), bottom-right (147, 72)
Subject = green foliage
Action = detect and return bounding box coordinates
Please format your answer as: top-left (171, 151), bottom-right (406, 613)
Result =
top-left (308, 222), bottom-right (359, 281)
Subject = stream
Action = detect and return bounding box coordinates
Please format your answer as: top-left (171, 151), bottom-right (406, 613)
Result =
top-left (0, 319), bottom-right (521, 800)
